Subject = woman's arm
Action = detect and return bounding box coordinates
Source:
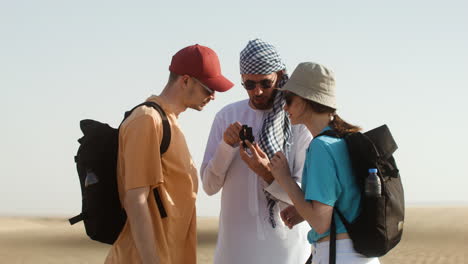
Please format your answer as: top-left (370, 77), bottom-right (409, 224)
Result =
top-left (270, 162), bottom-right (333, 234)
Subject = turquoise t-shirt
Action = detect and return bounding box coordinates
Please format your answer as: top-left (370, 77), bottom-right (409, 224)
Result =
top-left (302, 126), bottom-right (361, 243)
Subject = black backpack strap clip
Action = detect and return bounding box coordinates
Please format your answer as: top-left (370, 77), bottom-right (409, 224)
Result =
top-left (69, 212), bottom-right (86, 225)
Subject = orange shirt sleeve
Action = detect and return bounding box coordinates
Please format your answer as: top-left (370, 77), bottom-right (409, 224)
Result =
top-left (120, 113), bottom-right (163, 191)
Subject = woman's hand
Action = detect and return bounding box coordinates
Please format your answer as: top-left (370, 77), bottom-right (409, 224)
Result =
top-left (269, 151), bottom-right (292, 184)
top-left (280, 205), bottom-right (305, 229)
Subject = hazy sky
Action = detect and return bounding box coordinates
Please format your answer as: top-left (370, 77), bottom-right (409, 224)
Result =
top-left (1, 0), bottom-right (467, 217)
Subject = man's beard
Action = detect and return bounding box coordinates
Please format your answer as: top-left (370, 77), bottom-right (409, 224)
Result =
top-left (250, 89), bottom-right (278, 110)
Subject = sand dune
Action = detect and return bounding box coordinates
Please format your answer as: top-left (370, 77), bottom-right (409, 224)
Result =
top-left (0, 207), bottom-right (466, 264)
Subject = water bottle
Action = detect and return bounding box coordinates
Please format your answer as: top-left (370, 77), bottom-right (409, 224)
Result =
top-left (84, 169), bottom-right (99, 187)
top-left (365, 168), bottom-right (381, 197)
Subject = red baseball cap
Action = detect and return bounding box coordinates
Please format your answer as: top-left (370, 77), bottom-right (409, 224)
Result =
top-left (169, 44), bottom-right (234, 92)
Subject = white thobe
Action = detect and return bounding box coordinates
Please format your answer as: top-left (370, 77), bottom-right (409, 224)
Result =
top-left (201, 99), bottom-right (313, 264)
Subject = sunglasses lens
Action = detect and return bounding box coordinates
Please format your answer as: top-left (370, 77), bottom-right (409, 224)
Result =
top-left (243, 78), bottom-right (275, 90)
top-left (260, 79), bottom-right (273, 89)
top-left (243, 80), bottom-right (256, 90)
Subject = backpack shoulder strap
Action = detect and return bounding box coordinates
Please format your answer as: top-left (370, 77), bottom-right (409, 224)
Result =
top-left (121, 102), bottom-right (171, 219)
top-left (329, 208), bottom-right (350, 264)
top-left (318, 129), bottom-right (348, 264)
top-left (330, 212), bottom-right (337, 264)
top-left (142, 102), bottom-right (171, 155)
top-left (121, 101), bottom-right (171, 155)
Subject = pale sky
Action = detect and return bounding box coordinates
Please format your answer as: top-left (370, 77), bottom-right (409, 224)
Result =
top-left (1, 0), bottom-right (467, 217)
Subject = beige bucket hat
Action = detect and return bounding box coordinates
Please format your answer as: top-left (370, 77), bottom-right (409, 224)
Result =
top-left (281, 62), bottom-right (336, 109)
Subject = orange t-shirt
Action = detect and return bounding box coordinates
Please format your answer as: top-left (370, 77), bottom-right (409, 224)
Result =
top-left (105, 96), bottom-right (198, 264)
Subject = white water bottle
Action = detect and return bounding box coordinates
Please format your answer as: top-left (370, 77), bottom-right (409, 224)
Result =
top-left (365, 168), bottom-right (381, 197)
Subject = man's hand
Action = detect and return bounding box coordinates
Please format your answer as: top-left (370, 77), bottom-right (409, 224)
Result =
top-left (223, 122), bottom-right (242, 147)
top-left (280, 205), bottom-right (305, 229)
top-left (239, 140), bottom-right (274, 184)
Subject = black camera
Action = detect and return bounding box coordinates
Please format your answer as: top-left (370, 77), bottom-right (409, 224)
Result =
top-left (239, 125), bottom-right (255, 148)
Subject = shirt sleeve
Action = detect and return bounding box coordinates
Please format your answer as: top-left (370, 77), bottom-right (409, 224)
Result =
top-left (200, 112), bottom-right (238, 195)
top-left (120, 113), bottom-right (163, 191)
top-left (303, 139), bottom-right (342, 207)
top-left (289, 125), bottom-right (313, 183)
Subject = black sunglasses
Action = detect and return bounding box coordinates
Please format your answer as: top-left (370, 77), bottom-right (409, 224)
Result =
top-left (242, 79), bottom-right (275, 90)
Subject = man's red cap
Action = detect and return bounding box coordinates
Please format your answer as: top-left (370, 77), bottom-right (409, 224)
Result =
top-left (169, 44), bottom-right (234, 92)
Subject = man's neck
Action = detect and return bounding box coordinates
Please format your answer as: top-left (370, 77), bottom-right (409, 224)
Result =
top-left (159, 85), bottom-right (187, 117)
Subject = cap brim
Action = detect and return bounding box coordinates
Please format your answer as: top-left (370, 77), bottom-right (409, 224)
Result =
top-left (200, 75), bottom-right (234, 93)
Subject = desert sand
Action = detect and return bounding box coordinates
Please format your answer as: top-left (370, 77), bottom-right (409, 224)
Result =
top-left (0, 207), bottom-right (466, 264)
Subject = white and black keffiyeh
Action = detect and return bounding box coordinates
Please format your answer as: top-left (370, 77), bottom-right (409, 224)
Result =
top-left (257, 91), bottom-right (291, 161)
top-left (240, 39), bottom-right (286, 76)
top-left (240, 39), bottom-right (292, 228)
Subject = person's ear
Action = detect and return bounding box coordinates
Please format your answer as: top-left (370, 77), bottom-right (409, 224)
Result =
top-left (179, 75), bottom-right (190, 89)
top-left (277, 70), bottom-right (284, 80)
top-left (275, 70), bottom-right (284, 88)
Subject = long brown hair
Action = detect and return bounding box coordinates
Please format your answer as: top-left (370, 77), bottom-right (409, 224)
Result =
top-left (304, 99), bottom-right (361, 136)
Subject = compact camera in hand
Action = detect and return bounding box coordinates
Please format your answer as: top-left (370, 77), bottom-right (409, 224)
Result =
top-left (239, 125), bottom-right (255, 148)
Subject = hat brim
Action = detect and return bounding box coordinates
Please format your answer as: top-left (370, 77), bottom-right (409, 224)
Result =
top-left (281, 80), bottom-right (337, 109)
top-left (200, 75), bottom-right (234, 93)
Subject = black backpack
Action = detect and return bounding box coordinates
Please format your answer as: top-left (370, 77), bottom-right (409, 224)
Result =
top-left (69, 101), bottom-right (170, 244)
top-left (317, 124), bottom-right (404, 263)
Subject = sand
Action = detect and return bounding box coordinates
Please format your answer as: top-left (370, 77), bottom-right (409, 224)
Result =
top-left (0, 207), bottom-right (466, 264)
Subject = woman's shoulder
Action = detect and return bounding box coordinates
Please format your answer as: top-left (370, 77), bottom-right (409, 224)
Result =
top-left (309, 134), bottom-right (347, 155)
top-left (313, 133), bottom-right (343, 146)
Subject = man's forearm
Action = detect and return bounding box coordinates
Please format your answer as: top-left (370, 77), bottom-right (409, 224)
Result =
top-left (201, 140), bottom-right (238, 195)
top-left (125, 187), bottom-right (160, 264)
